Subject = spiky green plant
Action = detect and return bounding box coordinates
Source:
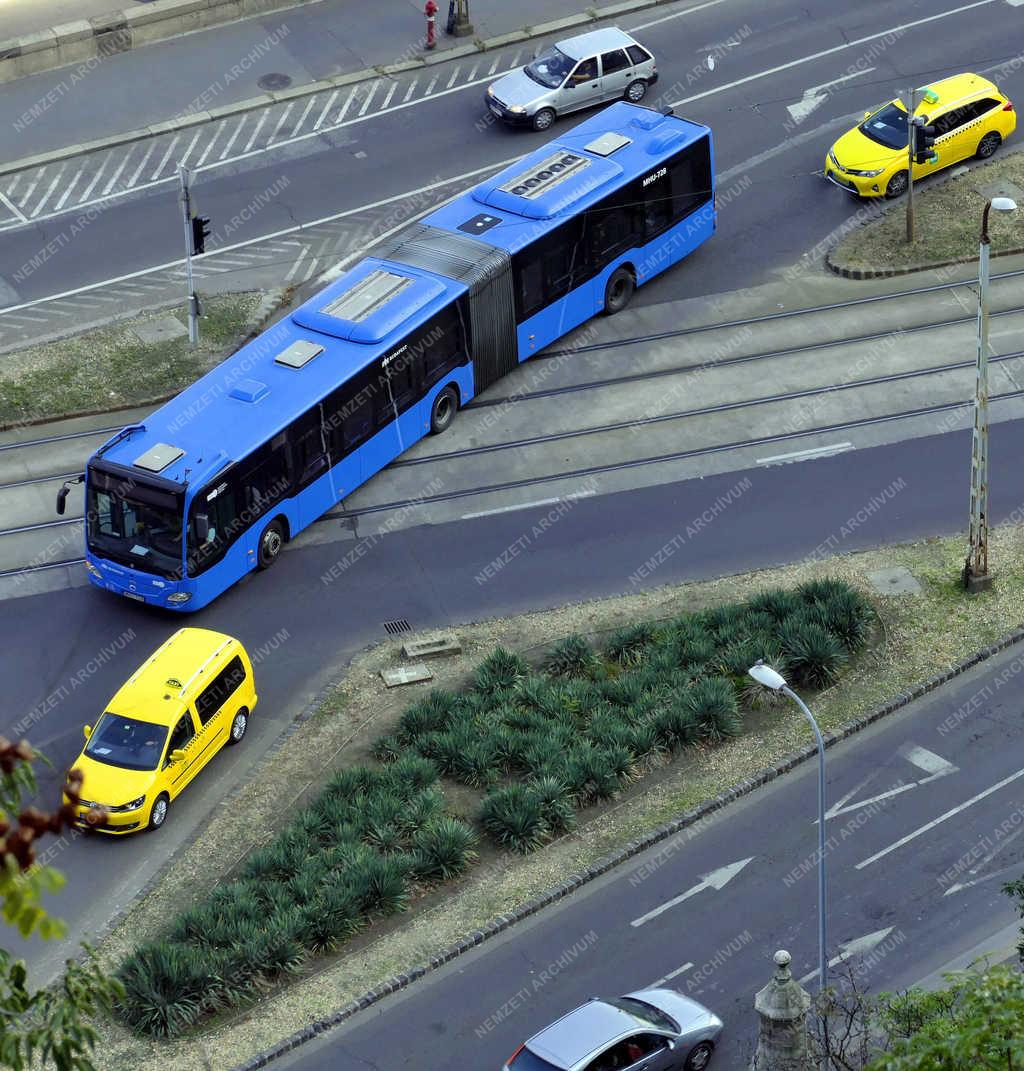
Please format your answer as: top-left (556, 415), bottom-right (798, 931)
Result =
top-left (795, 577), bottom-right (856, 605)
top-left (529, 775), bottom-right (577, 834)
top-left (380, 753), bottom-right (440, 799)
top-left (396, 689), bottom-right (459, 743)
top-left (809, 589), bottom-right (873, 651)
top-left (605, 622), bottom-right (656, 666)
top-left (652, 701), bottom-right (700, 751)
top-left (117, 940), bottom-right (218, 1038)
top-left (347, 854), bottom-right (411, 915)
top-left (429, 724), bottom-right (480, 778)
top-left (451, 738), bottom-right (503, 789)
top-left (240, 829), bottom-right (313, 885)
top-left (480, 783), bottom-right (550, 853)
top-left (399, 786), bottom-right (447, 835)
top-left (474, 647), bottom-right (530, 695)
top-left (778, 619), bottom-right (849, 688)
top-left (411, 817), bottom-right (479, 880)
top-left (687, 676), bottom-right (742, 741)
top-left (370, 733), bottom-right (404, 763)
top-left (625, 719), bottom-right (666, 764)
top-left (746, 587), bottom-right (804, 621)
top-left (542, 634), bottom-right (601, 678)
top-left (566, 745), bottom-right (622, 804)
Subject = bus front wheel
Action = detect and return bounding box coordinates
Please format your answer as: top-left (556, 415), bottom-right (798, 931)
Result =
top-left (257, 519), bottom-right (286, 569)
top-left (430, 386), bottom-right (459, 435)
top-left (603, 267), bottom-right (635, 315)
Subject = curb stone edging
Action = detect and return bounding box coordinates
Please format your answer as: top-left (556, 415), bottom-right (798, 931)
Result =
top-left (826, 243), bottom-right (1024, 279)
top-left (232, 622), bottom-right (1024, 1071)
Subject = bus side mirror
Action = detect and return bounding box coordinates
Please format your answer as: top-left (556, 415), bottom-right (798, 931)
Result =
top-left (56, 474), bottom-right (84, 515)
top-left (195, 513), bottom-right (210, 543)
top-left (83, 725), bottom-right (92, 740)
top-left (169, 749), bottom-right (187, 764)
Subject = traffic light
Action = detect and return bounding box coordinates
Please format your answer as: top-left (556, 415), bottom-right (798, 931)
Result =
top-left (190, 215), bottom-right (211, 255)
top-left (912, 118), bottom-right (937, 165)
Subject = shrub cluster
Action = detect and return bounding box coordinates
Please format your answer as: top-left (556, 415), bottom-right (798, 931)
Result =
top-left (118, 756), bottom-right (476, 1038)
top-left (383, 580), bottom-right (872, 852)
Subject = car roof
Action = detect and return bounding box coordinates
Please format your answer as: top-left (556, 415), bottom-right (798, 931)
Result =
top-left (916, 72), bottom-right (1002, 114)
top-left (108, 628), bottom-right (239, 724)
top-left (556, 27), bottom-right (638, 61)
top-left (525, 1000), bottom-right (643, 1069)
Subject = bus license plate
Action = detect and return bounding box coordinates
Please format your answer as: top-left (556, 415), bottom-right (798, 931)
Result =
top-left (124, 592), bottom-right (145, 603)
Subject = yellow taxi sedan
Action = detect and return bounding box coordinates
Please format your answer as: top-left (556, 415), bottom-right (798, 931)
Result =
top-left (65, 628), bottom-right (257, 834)
top-left (825, 73), bottom-right (1015, 199)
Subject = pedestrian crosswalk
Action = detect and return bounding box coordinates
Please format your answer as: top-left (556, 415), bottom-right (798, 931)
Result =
top-left (0, 47), bottom-right (528, 230)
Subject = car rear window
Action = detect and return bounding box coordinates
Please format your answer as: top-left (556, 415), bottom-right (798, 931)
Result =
top-left (627, 44), bottom-right (652, 65)
top-left (509, 1046), bottom-right (560, 1071)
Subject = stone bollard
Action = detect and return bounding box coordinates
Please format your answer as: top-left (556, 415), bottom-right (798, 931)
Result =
top-left (750, 950), bottom-right (813, 1071)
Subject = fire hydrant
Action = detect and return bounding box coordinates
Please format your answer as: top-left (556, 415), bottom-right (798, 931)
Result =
top-left (424, 0), bottom-right (438, 49)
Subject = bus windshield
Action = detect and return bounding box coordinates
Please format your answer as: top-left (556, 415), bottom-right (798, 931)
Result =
top-left (87, 473), bottom-right (184, 577)
top-left (525, 47), bottom-right (575, 88)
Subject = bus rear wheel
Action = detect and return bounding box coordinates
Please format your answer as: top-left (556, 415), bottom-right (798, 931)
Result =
top-left (257, 519), bottom-right (286, 569)
top-left (603, 267), bottom-right (635, 315)
top-left (430, 386), bottom-right (459, 435)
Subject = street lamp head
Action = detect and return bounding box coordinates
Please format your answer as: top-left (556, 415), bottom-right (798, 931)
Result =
top-left (991, 196), bottom-right (1018, 213)
top-left (748, 659), bottom-right (787, 691)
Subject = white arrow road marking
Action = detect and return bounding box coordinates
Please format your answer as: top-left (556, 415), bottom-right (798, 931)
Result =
top-left (821, 746), bottom-right (958, 821)
top-left (798, 927), bottom-right (895, 985)
top-left (630, 857), bottom-right (754, 927)
top-left (786, 69), bottom-right (876, 125)
top-left (649, 962), bottom-right (695, 988)
top-left (943, 822), bottom-right (1024, 895)
top-left (856, 767), bottom-right (1024, 869)
top-left (904, 746), bottom-right (958, 782)
top-left (944, 861), bottom-right (1024, 896)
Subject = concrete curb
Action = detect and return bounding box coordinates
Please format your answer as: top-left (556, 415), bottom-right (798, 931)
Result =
top-left (0, 0), bottom-right (319, 87)
top-left (233, 623), bottom-right (1024, 1070)
top-left (0, 0), bottom-right (665, 178)
top-left (826, 243), bottom-right (1024, 279)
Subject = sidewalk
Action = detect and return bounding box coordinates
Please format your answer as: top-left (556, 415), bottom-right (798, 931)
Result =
top-left (0, 0), bottom-right (634, 163)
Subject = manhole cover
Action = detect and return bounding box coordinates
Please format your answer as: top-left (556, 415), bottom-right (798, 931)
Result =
top-left (258, 73), bottom-right (293, 91)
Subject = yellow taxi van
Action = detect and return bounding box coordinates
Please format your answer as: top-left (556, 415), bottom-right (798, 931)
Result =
top-left (66, 628), bottom-right (257, 833)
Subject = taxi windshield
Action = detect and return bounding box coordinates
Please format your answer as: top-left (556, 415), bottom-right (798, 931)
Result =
top-left (859, 102), bottom-right (909, 149)
top-left (85, 713), bottom-right (168, 771)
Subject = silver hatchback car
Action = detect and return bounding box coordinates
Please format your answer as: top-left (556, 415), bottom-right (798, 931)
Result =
top-left (503, 989), bottom-right (723, 1071)
top-left (485, 27), bottom-right (658, 132)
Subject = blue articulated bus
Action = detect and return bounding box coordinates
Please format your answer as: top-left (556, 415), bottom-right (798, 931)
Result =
top-left (62, 101), bottom-right (716, 610)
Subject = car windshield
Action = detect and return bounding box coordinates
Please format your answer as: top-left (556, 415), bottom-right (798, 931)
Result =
top-left (525, 47), bottom-right (575, 88)
top-left (87, 474), bottom-right (184, 577)
top-left (608, 997), bottom-right (679, 1033)
top-left (859, 102), bottom-right (909, 149)
top-left (85, 713), bottom-right (168, 771)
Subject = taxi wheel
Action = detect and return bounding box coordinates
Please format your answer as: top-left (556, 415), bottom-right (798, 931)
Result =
top-left (257, 519), bottom-right (286, 569)
top-left (977, 132), bottom-right (1001, 159)
top-left (148, 793), bottom-right (169, 831)
top-left (532, 108), bottom-right (556, 132)
top-left (685, 1042), bottom-right (714, 1070)
top-left (625, 80), bottom-right (647, 103)
top-left (885, 170), bottom-right (909, 199)
top-left (228, 708), bottom-right (248, 745)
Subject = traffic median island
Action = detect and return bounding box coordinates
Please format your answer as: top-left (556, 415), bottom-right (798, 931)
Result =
top-left (827, 149), bottom-right (1024, 278)
top-left (86, 526), bottom-right (1024, 1071)
top-left (0, 291), bottom-right (277, 430)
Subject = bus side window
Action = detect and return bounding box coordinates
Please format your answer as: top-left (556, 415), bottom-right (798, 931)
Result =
top-left (240, 434), bottom-right (289, 516)
top-left (667, 135), bottom-right (712, 220)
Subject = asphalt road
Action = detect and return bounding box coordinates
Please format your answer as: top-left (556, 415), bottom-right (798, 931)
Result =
top-left (4, 0), bottom-right (1024, 305)
top-left (5, 414), bottom-right (1024, 983)
top-left (268, 642), bottom-right (1024, 1070)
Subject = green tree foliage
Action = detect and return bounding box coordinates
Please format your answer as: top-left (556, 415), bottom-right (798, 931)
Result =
top-left (0, 737), bottom-right (124, 1070)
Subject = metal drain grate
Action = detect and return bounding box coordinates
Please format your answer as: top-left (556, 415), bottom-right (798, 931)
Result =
top-left (383, 619), bottom-right (412, 636)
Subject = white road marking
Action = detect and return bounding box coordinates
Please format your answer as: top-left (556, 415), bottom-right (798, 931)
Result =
top-left (649, 962), bottom-right (695, 988)
top-left (0, 190), bottom-right (26, 222)
top-left (467, 62), bottom-right (480, 81)
top-left (510, 51), bottom-right (523, 68)
top-left (31, 162), bottom-right (69, 215)
top-left (944, 821), bottom-right (1024, 896)
top-left (381, 82), bottom-right (398, 109)
top-left (631, 857), bottom-right (754, 927)
top-left (292, 95), bottom-right (318, 137)
top-left (176, 130), bottom-right (203, 167)
top-left (126, 141), bottom-right (158, 188)
top-left (151, 134), bottom-right (181, 179)
top-left (242, 110), bottom-right (271, 152)
top-left (446, 65), bottom-right (461, 89)
top-left (314, 89), bottom-right (340, 130)
top-left (944, 860), bottom-right (1024, 896)
top-left (17, 168), bottom-right (44, 204)
top-left (671, 0), bottom-right (998, 110)
top-left (487, 56), bottom-right (500, 75)
top-left (284, 244), bottom-right (313, 282)
top-left (101, 151), bottom-right (133, 196)
top-left (629, 0), bottom-right (729, 32)
top-left (462, 497), bottom-right (560, 519)
top-left (822, 782), bottom-right (916, 822)
top-left (358, 81), bottom-right (380, 117)
top-left (426, 74), bottom-right (440, 94)
top-left (757, 442), bottom-right (853, 465)
top-left (53, 167), bottom-right (85, 212)
top-left (194, 124), bottom-right (223, 167)
top-left (798, 928), bottom-right (895, 985)
top-left (856, 766), bottom-right (1024, 870)
top-left (403, 77), bottom-right (420, 102)
top-left (904, 745), bottom-right (957, 781)
top-left (77, 155), bottom-right (112, 202)
top-left (336, 86), bottom-right (359, 124)
top-left (268, 103), bottom-right (296, 144)
top-left (219, 116), bottom-right (248, 160)
top-left (787, 68), bottom-right (875, 124)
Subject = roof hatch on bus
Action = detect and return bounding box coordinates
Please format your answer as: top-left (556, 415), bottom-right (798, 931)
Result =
top-left (291, 261), bottom-right (447, 343)
top-left (472, 148), bottom-right (623, 219)
top-left (132, 443), bottom-right (185, 473)
top-left (274, 339), bottom-right (324, 369)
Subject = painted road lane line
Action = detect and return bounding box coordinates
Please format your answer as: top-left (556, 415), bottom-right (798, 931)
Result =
top-left (786, 68), bottom-right (875, 125)
top-left (219, 116), bottom-right (248, 160)
top-left (358, 82), bottom-right (380, 117)
top-left (101, 151), bottom-right (133, 197)
top-left (629, 0), bottom-right (729, 33)
top-left (150, 133), bottom-right (181, 180)
top-left (313, 90), bottom-right (340, 130)
top-left (267, 103), bottom-right (296, 145)
top-left (630, 857), bottom-right (754, 927)
top-left (855, 766), bottom-right (1024, 869)
top-left (176, 130), bottom-right (203, 168)
top-left (0, 190), bottom-right (26, 223)
top-left (125, 141), bottom-right (158, 188)
top-left (649, 962), bottom-right (694, 988)
top-left (291, 95), bottom-right (318, 137)
top-left (403, 77), bottom-right (419, 103)
top-left (904, 745), bottom-right (958, 782)
top-left (798, 928), bottom-right (895, 985)
top-left (242, 110), bottom-right (271, 153)
top-left (757, 442), bottom-right (853, 465)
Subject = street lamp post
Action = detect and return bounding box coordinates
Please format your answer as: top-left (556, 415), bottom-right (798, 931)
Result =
top-left (964, 196), bottom-right (1018, 592)
top-left (748, 660), bottom-right (828, 992)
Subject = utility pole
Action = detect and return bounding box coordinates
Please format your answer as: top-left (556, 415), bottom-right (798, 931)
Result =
top-left (178, 164), bottom-right (199, 346)
top-left (905, 86), bottom-right (916, 244)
